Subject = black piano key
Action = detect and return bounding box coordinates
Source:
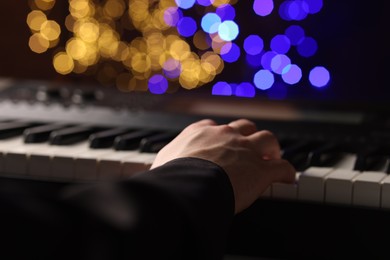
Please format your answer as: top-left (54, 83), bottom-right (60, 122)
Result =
top-left (307, 142), bottom-right (344, 167)
top-left (89, 127), bottom-right (132, 149)
top-left (139, 131), bottom-right (178, 153)
top-left (114, 130), bottom-right (160, 151)
top-left (384, 158), bottom-right (390, 174)
top-left (281, 140), bottom-right (325, 171)
top-left (23, 123), bottom-right (69, 143)
top-left (50, 126), bottom-right (102, 145)
top-left (35, 85), bottom-right (62, 102)
top-left (370, 156), bottom-right (390, 172)
top-left (353, 146), bottom-right (385, 172)
top-left (0, 121), bottom-right (41, 140)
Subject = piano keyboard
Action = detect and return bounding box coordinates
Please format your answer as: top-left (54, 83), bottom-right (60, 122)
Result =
top-left (2, 80), bottom-right (390, 212)
top-left (0, 121), bottom-right (164, 182)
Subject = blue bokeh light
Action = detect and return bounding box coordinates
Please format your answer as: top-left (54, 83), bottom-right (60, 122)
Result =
top-left (216, 4), bottom-right (236, 21)
top-left (244, 35), bottom-right (264, 56)
top-left (254, 69), bottom-right (275, 90)
top-left (175, 0), bottom-right (196, 9)
top-left (285, 25), bottom-right (305, 45)
top-left (235, 82), bottom-right (256, 98)
top-left (177, 17), bottom-right (197, 37)
top-left (309, 66), bottom-right (330, 88)
top-left (297, 36), bottom-right (318, 57)
top-left (163, 59), bottom-right (182, 79)
top-left (218, 20), bottom-right (239, 41)
top-left (279, 0), bottom-right (309, 21)
top-left (307, 0), bottom-right (323, 14)
top-left (282, 64), bottom-right (302, 85)
top-left (201, 13), bottom-right (221, 34)
top-left (270, 34), bottom-right (291, 54)
top-left (271, 54), bottom-right (291, 74)
top-left (163, 7), bottom-right (183, 27)
top-left (221, 43), bottom-right (241, 63)
top-left (261, 51), bottom-right (278, 71)
top-left (149, 74), bottom-right (168, 94)
top-left (212, 81), bottom-right (233, 96)
top-left (253, 0), bottom-right (274, 17)
top-left (170, 0), bottom-right (329, 99)
top-left (196, 0), bottom-right (213, 6)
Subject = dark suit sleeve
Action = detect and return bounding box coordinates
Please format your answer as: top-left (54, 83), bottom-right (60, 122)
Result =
top-left (0, 157), bottom-right (235, 260)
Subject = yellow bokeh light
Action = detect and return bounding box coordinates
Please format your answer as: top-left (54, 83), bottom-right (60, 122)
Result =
top-left (199, 62), bottom-right (217, 83)
top-left (28, 0), bottom-right (233, 91)
top-left (128, 0), bottom-right (149, 21)
top-left (169, 40), bottom-right (191, 61)
top-left (40, 20), bottom-right (61, 41)
top-left (76, 20), bottom-right (99, 42)
top-left (202, 51), bottom-right (225, 74)
top-left (53, 52), bottom-right (74, 75)
top-left (212, 0), bottom-right (231, 7)
top-left (150, 8), bottom-right (170, 30)
top-left (27, 10), bottom-right (47, 32)
top-left (110, 41), bottom-right (129, 61)
top-left (103, 0), bottom-right (126, 19)
top-left (34, 0), bottom-right (56, 11)
top-left (77, 45), bottom-right (100, 66)
top-left (66, 38), bottom-right (87, 60)
top-left (210, 33), bottom-right (227, 54)
top-left (193, 30), bottom-right (210, 51)
top-left (131, 53), bottom-right (151, 73)
top-left (29, 33), bottom-right (50, 53)
top-left (65, 14), bottom-right (76, 32)
top-left (69, 0), bottom-right (95, 19)
top-left (72, 61), bottom-right (88, 74)
top-left (48, 37), bottom-right (60, 48)
top-left (98, 29), bottom-right (120, 58)
top-left (129, 77), bottom-right (148, 91)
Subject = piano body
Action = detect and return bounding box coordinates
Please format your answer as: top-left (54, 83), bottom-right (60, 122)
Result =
top-left (1, 78), bottom-right (390, 259)
top-left (1, 0), bottom-right (390, 258)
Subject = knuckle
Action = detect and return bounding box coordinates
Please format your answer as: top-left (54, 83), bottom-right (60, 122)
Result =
top-left (218, 124), bottom-right (236, 134)
top-left (259, 129), bottom-right (276, 139)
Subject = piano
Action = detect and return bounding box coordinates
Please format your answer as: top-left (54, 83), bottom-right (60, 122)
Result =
top-left (1, 78), bottom-right (390, 259)
top-left (1, 0), bottom-right (390, 259)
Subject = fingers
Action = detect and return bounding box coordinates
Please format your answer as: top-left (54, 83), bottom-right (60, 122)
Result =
top-left (184, 119), bottom-right (281, 161)
top-left (248, 130), bottom-right (281, 160)
top-left (228, 118), bottom-right (257, 136)
top-left (263, 159), bottom-right (296, 184)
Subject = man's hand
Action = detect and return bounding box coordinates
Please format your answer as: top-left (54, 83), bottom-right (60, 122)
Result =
top-left (151, 119), bottom-right (296, 214)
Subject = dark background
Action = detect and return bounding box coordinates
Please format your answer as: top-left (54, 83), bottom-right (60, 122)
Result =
top-left (0, 2), bottom-right (62, 80)
top-left (1, 1), bottom-right (389, 114)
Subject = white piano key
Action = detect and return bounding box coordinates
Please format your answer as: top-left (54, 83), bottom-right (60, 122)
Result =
top-left (28, 145), bottom-right (60, 178)
top-left (122, 153), bottom-right (156, 178)
top-left (325, 169), bottom-right (360, 205)
top-left (332, 153), bottom-right (357, 170)
top-left (74, 148), bottom-right (114, 181)
top-left (298, 167), bottom-right (333, 202)
top-left (47, 142), bottom-right (90, 180)
top-left (4, 143), bottom-right (51, 176)
top-left (352, 171), bottom-right (387, 208)
top-left (271, 172), bottom-right (300, 200)
top-left (0, 137), bottom-right (25, 172)
top-left (380, 176), bottom-right (390, 209)
top-left (98, 151), bottom-right (141, 181)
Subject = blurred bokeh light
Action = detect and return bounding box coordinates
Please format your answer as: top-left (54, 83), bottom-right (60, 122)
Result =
top-left (26, 0), bottom-right (329, 96)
